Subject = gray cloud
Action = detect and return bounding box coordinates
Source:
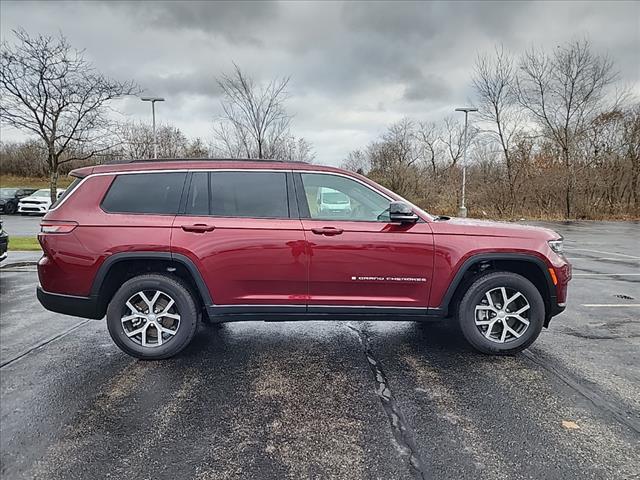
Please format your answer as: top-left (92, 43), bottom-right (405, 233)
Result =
top-left (104, 0), bottom-right (279, 44)
top-left (1, 0), bottom-right (638, 165)
top-left (403, 74), bottom-right (451, 102)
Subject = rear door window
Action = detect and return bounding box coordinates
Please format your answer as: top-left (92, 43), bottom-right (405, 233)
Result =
top-left (185, 172), bottom-right (209, 216)
top-left (210, 171), bottom-right (289, 218)
top-left (102, 172), bottom-right (187, 214)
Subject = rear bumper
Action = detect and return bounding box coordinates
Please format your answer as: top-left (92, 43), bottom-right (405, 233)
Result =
top-left (36, 286), bottom-right (103, 319)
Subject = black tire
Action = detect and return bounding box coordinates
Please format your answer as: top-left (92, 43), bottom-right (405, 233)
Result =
top-left (106, 274), bottom-right (199, 360)
top-left (4, 202), bottom-right (17, 215)
top-left (457, 271), bottom-right (545, 355)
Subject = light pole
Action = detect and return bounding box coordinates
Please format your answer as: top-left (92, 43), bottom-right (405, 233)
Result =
top-left (141, 97), bottom-right (165, 159)
top-left (455, 107), bottom-right (477, 218)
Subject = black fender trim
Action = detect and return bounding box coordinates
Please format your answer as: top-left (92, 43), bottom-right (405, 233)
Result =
top-left (90, 251), bottom-right (214, 308)
top-left (438, 253), bottom-right (557, 317)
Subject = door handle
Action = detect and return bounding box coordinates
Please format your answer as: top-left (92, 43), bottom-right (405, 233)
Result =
top-left (311, 227), bottom-right (344, 236)
top-left (181, 224), bottom-right (215, 233)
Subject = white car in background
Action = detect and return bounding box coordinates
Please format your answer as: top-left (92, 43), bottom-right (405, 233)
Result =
top-left (18, 188), bottom-right (65, 215)
top-left (317, 187), bottom-right (352, 216)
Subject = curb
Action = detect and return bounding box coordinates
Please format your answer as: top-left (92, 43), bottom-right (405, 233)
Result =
top-left (0, 261), bottom-right (38, 270)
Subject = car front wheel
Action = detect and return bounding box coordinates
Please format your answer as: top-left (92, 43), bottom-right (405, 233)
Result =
top-left (106, 274), bottom-right (199, 360)
top-left (457, 271), bottom-right (545, 355)
top-left (4, 202), bottom-right (17, 214)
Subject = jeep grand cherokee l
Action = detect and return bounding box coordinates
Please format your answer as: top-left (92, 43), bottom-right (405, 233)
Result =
top-left (36, 159), bottom-right (571, 360)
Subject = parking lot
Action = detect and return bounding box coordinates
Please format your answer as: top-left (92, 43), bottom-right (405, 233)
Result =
top-left (0, 213), bottom-right (41, 237)
top-left (0, 220), bottom-right (638, 480)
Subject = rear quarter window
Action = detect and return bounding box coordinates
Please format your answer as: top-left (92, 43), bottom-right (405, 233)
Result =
top-left (101, 172), bottom-right (187, 214)
top-left (51, 178), bottom-right (82, 209)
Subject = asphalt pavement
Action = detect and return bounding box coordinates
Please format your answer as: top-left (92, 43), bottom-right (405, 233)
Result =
top-left (0, 221), bottom-right (638, 480)
top-left (0, 213), bottom-right (42, 237)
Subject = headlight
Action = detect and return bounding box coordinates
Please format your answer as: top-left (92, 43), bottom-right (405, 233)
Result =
top-left (548, 238), bottom-right (564, 254)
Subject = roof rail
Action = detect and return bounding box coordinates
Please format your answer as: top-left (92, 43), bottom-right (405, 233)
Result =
top-left (123, 158), bottom-right (308, 164)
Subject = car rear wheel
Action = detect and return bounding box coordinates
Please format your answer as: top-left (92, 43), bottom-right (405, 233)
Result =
top-left (106, 274), bottom-right (199, 360)
top-left (457, 271), bottom-right (545, 355)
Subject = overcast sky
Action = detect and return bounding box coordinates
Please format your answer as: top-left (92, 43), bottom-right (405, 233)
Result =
top-left (1, 0), bottom-right (638, 165)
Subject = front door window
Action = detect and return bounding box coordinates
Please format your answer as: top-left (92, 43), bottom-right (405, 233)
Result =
top-left (300, 173), bottom-right (390, 222)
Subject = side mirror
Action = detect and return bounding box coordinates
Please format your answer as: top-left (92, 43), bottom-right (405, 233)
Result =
top-left (389, 201), bottom-right (418, 224)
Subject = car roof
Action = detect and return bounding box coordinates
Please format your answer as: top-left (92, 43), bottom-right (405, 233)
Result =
top-left (70, 159), bottom-right (347, 177)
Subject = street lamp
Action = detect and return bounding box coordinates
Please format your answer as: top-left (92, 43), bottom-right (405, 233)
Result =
top-left (141, 97), bottom-right (165, 159)
top-left (455, 107), bottom-right (477, 218)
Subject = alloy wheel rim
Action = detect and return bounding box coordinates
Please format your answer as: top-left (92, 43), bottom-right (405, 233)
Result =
top-left (474, 286), bottom-right (530, 344)
top-left (121, 290), bottom-right (181, 347)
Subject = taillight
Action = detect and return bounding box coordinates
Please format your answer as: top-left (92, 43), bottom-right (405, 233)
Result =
top-left (40, 221), bottom-right (78, 234)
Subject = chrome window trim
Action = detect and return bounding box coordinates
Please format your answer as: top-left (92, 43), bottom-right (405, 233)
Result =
top-left (49, 168), bottom-right (419, 217)
top-left (50, 169), bottom-right (285, 212)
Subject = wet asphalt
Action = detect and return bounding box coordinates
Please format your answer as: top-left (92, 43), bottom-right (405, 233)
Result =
top-left (0, 214), bottom-right (41, 237)
top-left (0, 221), bottom-right (638, 480)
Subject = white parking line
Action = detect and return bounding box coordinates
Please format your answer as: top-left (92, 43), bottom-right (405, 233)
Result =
top-left (567, 257), bottom-right (640, 262)
top-left (568, 248), bottom-right (640, 260)
top-left (582, 304), bottom-right (640, 307)
top-left (573, 273), bottom-right (640, 276)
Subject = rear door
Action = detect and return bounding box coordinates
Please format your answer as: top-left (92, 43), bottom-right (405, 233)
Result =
top-left (171, 170), bottom-right (307, 312)
top-left (295, 172), bottom-right (434, 312)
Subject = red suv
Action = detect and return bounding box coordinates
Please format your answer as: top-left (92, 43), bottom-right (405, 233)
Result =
top-left (37, 159), bottom-right (571, 359)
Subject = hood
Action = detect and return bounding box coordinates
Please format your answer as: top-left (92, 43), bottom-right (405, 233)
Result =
top-left (430, 217), bottom-right (560, 240)
top-left (21, 195), bottom-right (51, 203)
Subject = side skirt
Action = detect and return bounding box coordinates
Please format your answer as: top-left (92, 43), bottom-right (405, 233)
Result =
top-left (205, 305), bottom-right (446, 323)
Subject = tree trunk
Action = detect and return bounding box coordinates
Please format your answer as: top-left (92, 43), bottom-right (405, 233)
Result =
top-left (49, 157), bottom-right (59, 204)
top-left (563, 147), bottom-right (572, 218)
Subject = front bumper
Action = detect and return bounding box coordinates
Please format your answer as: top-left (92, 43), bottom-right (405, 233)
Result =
top-left (0, 233), bottom-right (8, 261)
top-left (36, 286), bottom-right (104, 319)
top-left (545, 259), bottom-right (571, 325)
top-left (18, 203), bottom-right (48, 213)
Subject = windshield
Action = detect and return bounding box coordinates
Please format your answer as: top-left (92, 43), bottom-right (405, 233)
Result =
top-left (32, 189), bottom-right (51, 198)
top-left (322, 191), bottom-right (350, 204)
top-left (0, 188), bottom-right (18, 199)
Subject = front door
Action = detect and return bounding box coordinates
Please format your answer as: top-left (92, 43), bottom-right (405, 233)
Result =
top-left (295, 172), bottom-right (434, 312)
top-left (171, 170), bottom-right (307, 312)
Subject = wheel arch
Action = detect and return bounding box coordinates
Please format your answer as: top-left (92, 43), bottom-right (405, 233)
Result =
top-left (439, 253), bottom-right (556, 324)
top-left (91, 252), bottom-right (213, 318)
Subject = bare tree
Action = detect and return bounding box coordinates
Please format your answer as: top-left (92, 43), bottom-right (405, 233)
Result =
top-left (623, 105), bottom-right (640, 215)
top-left (441, 116), bottom-right (472, 168)
top-left (0, 29), bottom-right (140, 201)
top-left (473, 46), bottom-right (524, 214)
top-left (115, 122), bottom-right (155, 160)
top-left (516, 39), bottom-right (619, 217)
top-left (368, 118), bottom-right (420, 196)
top-left (0, 139), bottom-right (47, 177)
top-left (415, 121), bottom-right (441, 175)
top-left (213, 64), bottom-right (291, 159)
top-left (341, 149), bottom-right (369, 174)
top-left (115, 121), bottom-right (204, 160)
top-left (274, 135), bottom-right (316, 163)
top-left (184, 137), bottom-right (209, 158)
